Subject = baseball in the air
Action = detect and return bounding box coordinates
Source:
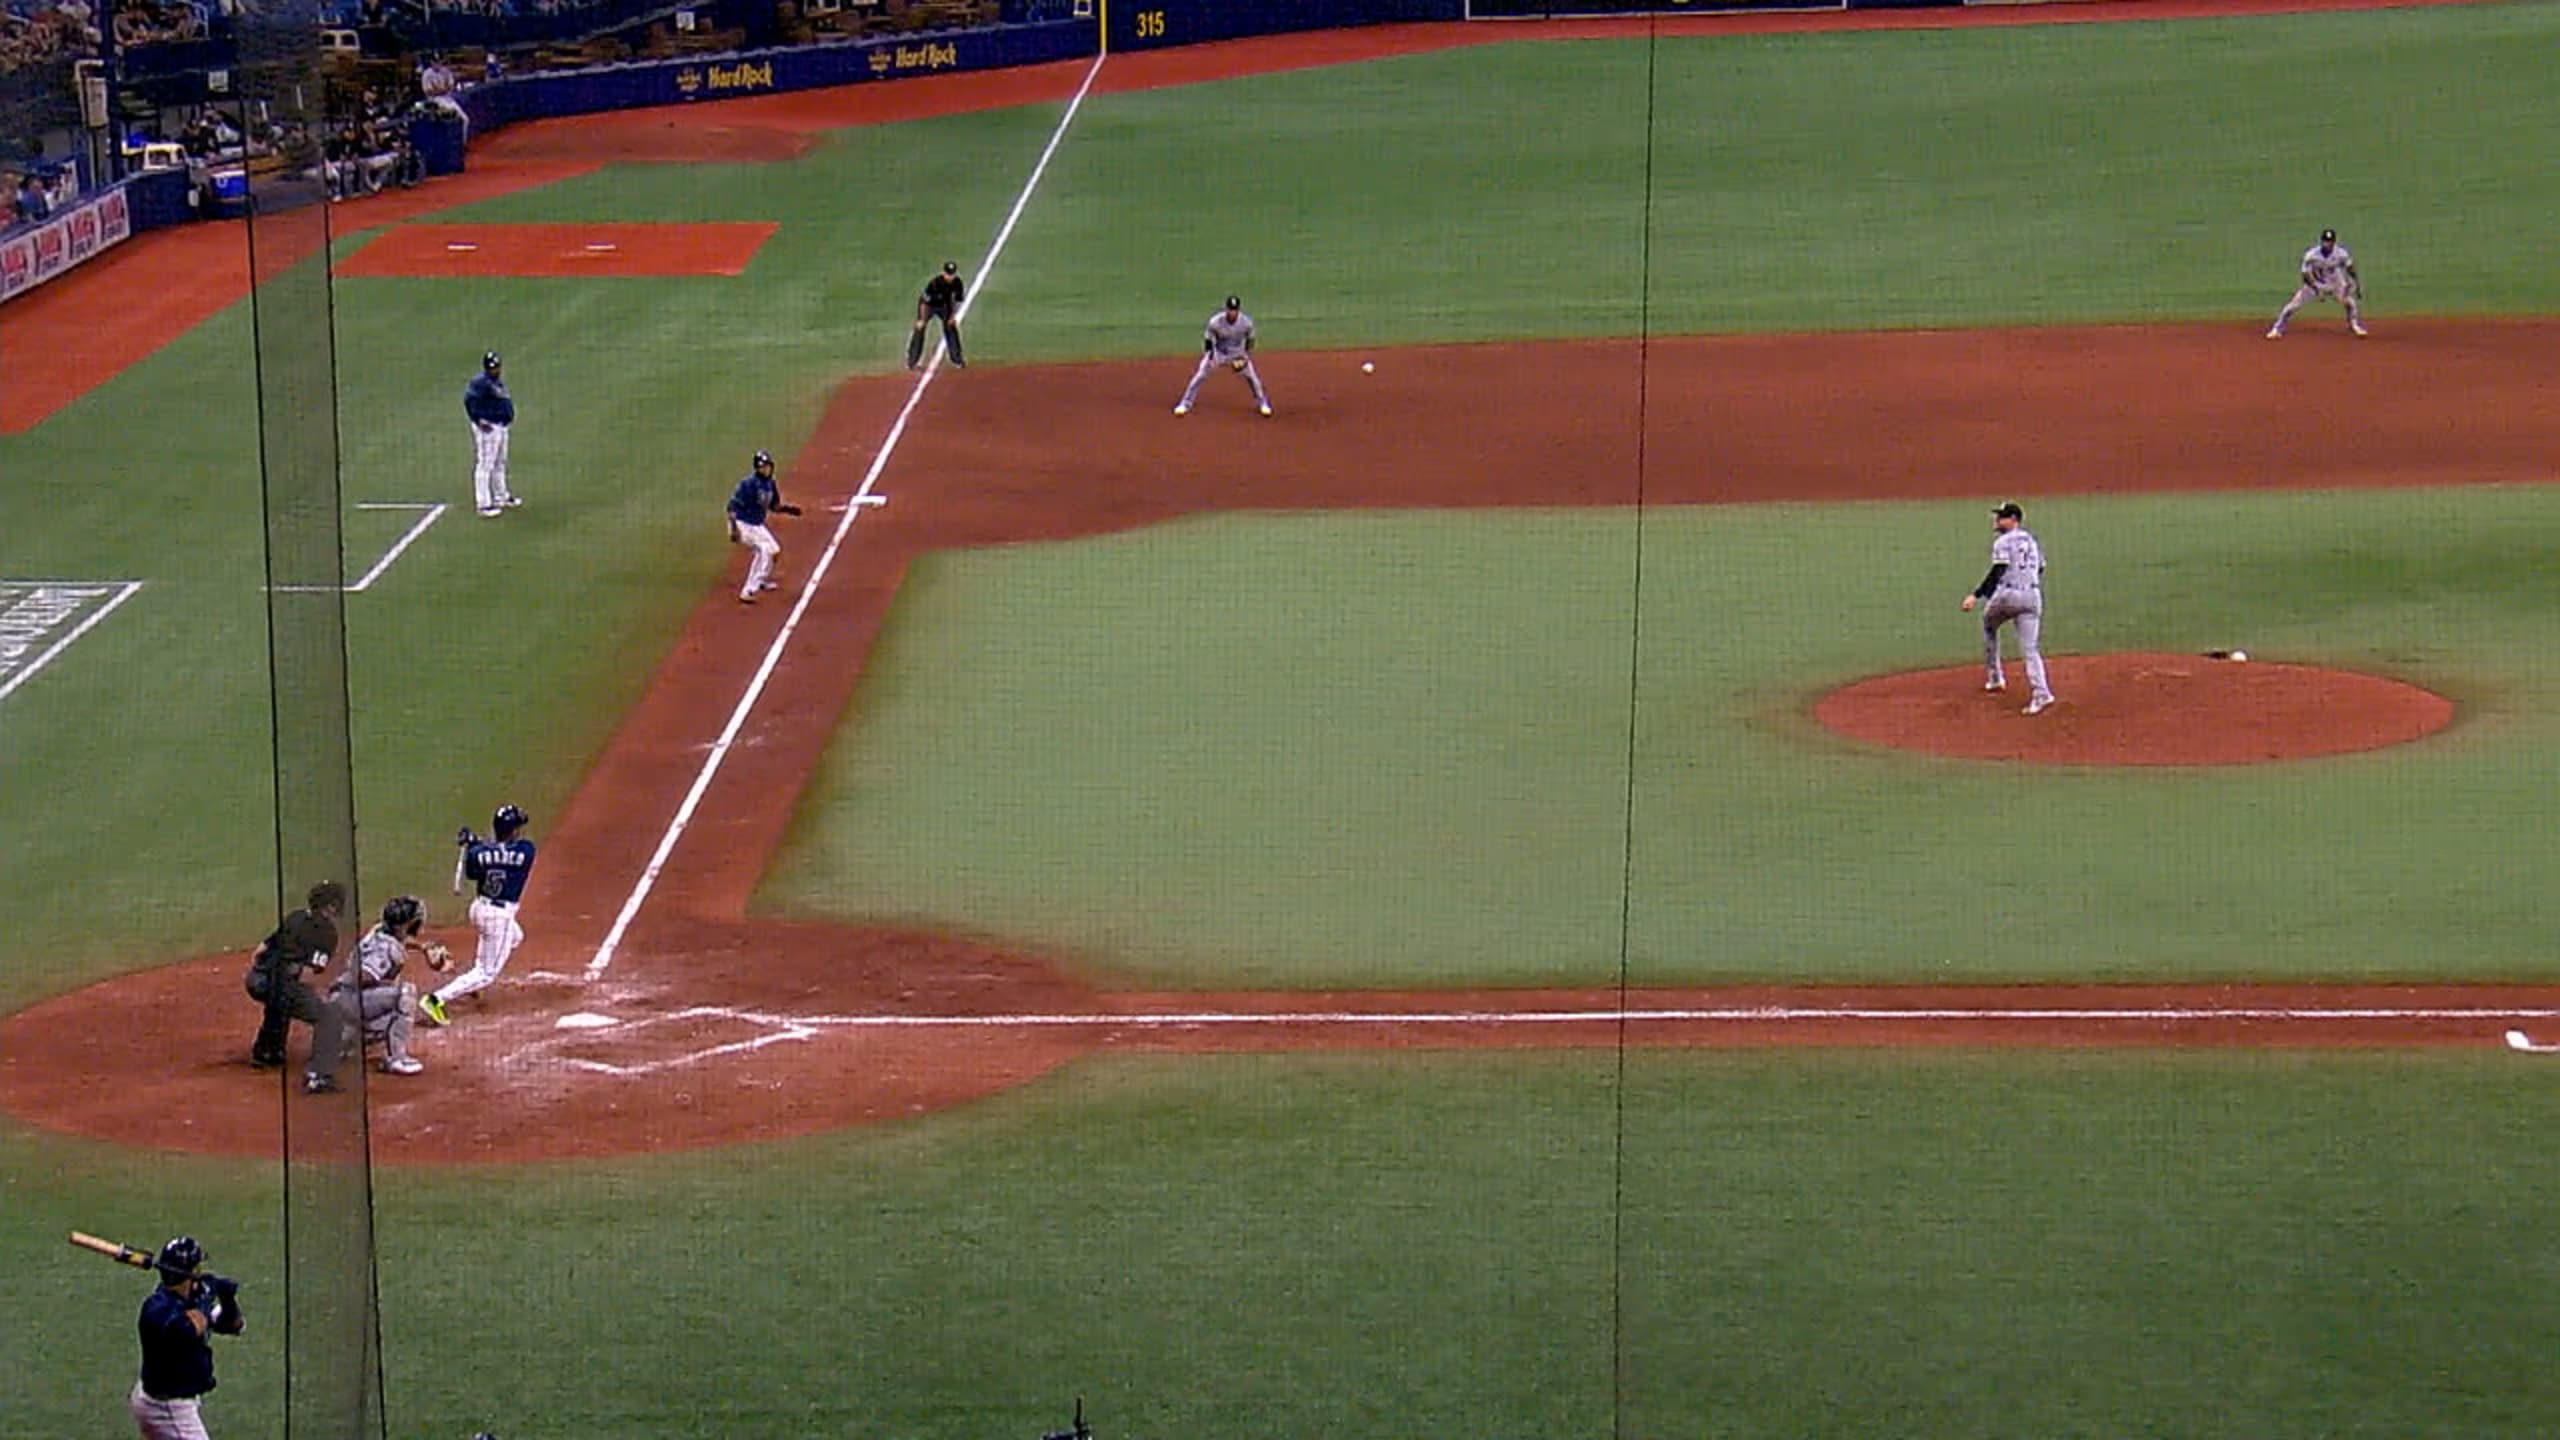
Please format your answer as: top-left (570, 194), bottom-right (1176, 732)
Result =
top-left (1361, 361), bottom-right (1375, 374)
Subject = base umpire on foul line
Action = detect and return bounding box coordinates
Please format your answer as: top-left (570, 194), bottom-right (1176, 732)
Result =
top-left (908, 260), bottom-right (966, 369)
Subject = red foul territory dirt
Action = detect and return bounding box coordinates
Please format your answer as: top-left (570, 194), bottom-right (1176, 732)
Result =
top-left (338, 222), bottom-right (780, 278)
top-left (1816, 655), bottom-right (2457, 766)
top-left (5, 318), bottom-right (2558, 1164)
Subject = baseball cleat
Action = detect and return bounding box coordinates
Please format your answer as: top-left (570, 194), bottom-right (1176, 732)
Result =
top-left (758, 580), bottom-right (781, 592)
top-left (250, 1050), bottom-right (285, 1070)
top-left (1259, 405), bottom-right (1274, 417)
top-left (1172, 404), bottom-right (1190, 416)
top-left (419, 995), bottom-right (450, 1027)
top-left (477, 507), bottom-right (502, 517)
top-left (2264, 327), bottom-right (2283, 340)
top-left (381, 1056), bottom-right (426, 1076)
top-left (2024, 695), bottom-right (2056, 715)
top-left (502, 496), bottom-right (523, 508)
top-left (2351, 322), bottom-right (2370, 338)
top-left (304, 1073), bottom-right (339, 1095)
top-left (1983, 677), bottom-right (2005, 693)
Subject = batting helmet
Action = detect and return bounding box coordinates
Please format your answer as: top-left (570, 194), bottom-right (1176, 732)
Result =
top-left (382, 895), bottom-right (425, 936)
top-left (493, 804), bottom-right (529, 837)
top-left (753, 450), bottom-right (774, 472)
top-left (483, 350), bottom-right (502, 372)
top-left (154, 1236), bottom-right (205, 1285)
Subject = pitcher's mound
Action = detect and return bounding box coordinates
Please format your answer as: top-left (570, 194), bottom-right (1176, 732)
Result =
top-left (1813, 652), bottom-right (2453, 766)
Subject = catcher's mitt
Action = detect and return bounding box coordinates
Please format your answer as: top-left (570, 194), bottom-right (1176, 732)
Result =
top-left (423, 942), bottom-right (453, 973)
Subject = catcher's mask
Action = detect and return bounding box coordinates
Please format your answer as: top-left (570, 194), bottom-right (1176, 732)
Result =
top-left (382, 895), bottom-right (425, 936)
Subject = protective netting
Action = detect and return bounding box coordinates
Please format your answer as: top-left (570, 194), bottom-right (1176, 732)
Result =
top-left (234, 0), bottom-right (384, 1435)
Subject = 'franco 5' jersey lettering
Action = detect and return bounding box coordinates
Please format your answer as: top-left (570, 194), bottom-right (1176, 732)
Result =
top-left (462, 839), bottom-right (537, 905)
top-left (1991, 528), bottom-right (2044, 593)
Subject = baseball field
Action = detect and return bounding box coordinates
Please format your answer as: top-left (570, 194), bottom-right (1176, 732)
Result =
top-left (6, 0), bottom-right (2560, 1433)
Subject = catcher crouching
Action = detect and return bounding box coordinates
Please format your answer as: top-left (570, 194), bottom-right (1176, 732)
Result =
top-left (307, 895), bottom-right (450, 1090)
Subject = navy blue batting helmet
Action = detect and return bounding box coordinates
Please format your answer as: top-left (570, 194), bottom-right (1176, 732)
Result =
top-left (753, 450), bottom-right (774, 470)
top-left (483, 350), bottom-right (502, 372)
top-left (154, 1236), bottom-right (205, 1285)
top-left (493, 804), bottom-right (528, 836)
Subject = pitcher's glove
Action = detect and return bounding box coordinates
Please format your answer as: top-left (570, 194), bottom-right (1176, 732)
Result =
top-left (423, 941), bottom-right (453, 973)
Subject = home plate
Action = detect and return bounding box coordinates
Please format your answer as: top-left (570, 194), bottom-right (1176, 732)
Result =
top-left (556, 1012), bottom-right (622, 1030)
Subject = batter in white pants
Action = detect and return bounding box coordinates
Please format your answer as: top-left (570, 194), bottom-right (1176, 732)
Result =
top-left (434, 895), bottom-right (522, 1005)
top-left (471, 421), bottom-right (514, 513)
top-left (1176, 353), bottom-right (1272, 415)
top-left (736, 520), bottom-right (780, 599)
top-left (1981, 589), bottom-right (2054, 706)
top-left (131, 1383), bottom-right (210, 1440)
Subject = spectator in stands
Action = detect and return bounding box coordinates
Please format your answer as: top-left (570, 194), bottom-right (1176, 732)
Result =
top-left (419, 52), bottom-right (468, 138)
top-left (14, 171), bottom-right (49, 224)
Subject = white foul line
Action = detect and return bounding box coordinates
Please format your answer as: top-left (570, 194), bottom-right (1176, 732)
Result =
top-left (347, 502), bottom-right (449, 593)
top-left (547, 1001), bottom-right (2560, 1076)
top-left (585, 50), bottom-right (1112, 980)
top-left (0, 581), bottom-right (145, 705)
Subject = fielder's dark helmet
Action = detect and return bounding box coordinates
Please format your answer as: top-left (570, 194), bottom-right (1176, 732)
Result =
top-left (382, 895), bottom-right (425, 935)
top-left (155, 1236), bottom-right (205, 1285)
top-left (753, 450), bottom-right (774, 472)
top-left (483, 350), bottom-right (502, 372)
top-left (493, 804), bottom-right (529, 837)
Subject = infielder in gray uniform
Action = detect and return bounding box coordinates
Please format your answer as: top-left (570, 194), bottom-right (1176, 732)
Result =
top-left (2267, 228), bottom-right (2366, 339)
top-left (1174, 295), bottom-right (1272, 417)
top-left (1962, 501), bottom-right (2055, 714)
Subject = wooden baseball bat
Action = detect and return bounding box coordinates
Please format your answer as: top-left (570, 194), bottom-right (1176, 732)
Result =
top-left (68, 1230), bottom-right (158, 1270)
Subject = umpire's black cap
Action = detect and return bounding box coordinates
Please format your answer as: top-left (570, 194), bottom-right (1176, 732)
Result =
top-left (1992, 501), bottom-right (2024, 520)
top-left (942, 260), bottom-right (959, 275)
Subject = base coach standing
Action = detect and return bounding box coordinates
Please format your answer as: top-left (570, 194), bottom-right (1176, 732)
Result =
top-left (907, 260), bottom-right (966, 369)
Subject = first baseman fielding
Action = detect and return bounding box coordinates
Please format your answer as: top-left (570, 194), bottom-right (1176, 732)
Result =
top-left (1961, 501), bottom-right (2055, 715)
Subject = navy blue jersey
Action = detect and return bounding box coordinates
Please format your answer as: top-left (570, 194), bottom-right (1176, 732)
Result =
top-left (462, 838), bottom-right (537, 905)
top-left (463, 372), bottom-right (514, 426)
top-left (137, 1289), bottom-right (215, 1400)
top-left (728, 473), bottom-right (782, 527)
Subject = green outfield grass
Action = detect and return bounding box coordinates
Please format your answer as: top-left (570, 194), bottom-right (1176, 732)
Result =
top-left (760, 487), bottom-right (2560, 986)
top-left (6, 5), bottom-right (2560, 1435)
top-left (15, 1052), bottom-right (2560, 1438)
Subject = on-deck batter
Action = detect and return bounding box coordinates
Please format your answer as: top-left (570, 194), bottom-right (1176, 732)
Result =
top-left (1963, 501), bottom-right (2055, 715)
top-left (2267, 228), bottom-right (2366, 339)
top-left (463, 350), bottom-right (518, 515)
top-left (1174, 295), bottom-right (1272, 417)
top-left (421, 805), bottom-right (536, 1025)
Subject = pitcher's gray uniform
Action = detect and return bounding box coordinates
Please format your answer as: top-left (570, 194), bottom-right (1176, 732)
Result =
top-left (1174, 296), bottom-right (1272, 417)
top-left (1963, 502), bottom-right (2054, 714)
top-left (2267, 228), bottom-right (2365, 338)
